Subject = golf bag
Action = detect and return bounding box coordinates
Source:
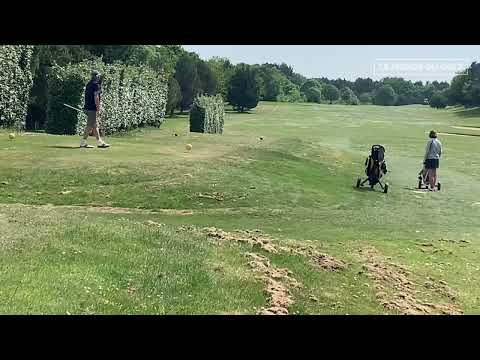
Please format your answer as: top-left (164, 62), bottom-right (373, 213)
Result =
top-left (356, 145), bottom-right (389, 193)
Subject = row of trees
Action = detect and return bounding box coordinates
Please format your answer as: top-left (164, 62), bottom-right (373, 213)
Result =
top-left (21, 46), bottom-right (480, 130)
top-left (429, 62), bottom-right (480, 109)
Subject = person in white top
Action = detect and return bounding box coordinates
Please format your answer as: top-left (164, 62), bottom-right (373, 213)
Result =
top-left (424, 130), bottom-right (442, 191)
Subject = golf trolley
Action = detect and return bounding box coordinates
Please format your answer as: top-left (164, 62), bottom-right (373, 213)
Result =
top-left (356, 145), bottom-right (389, 193)
top-left (418, 167), bottom-right (441, 191)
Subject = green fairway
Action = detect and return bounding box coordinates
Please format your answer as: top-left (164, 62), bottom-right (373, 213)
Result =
top-left (1, 102), bottom-right (479, 314)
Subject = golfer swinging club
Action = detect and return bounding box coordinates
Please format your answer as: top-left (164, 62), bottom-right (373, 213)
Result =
top-left (424, 130), bottom-right (442, 191)
top-left (80, 70), bottom-right (110, 148)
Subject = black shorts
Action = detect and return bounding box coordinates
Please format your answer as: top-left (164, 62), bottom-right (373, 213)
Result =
top-left (425, 159), bottom-right (439, 169)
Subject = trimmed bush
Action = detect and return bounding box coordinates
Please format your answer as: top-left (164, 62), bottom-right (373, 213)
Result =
top-left (0, 45), bottom-right (34, 130)
top-left (189, 95), bottom-right (225, 134)
top-left (46, 60), bottom-right (168, 135)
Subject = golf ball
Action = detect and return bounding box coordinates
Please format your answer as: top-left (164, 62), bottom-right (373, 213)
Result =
top-left (8, 133), bottom-right (15, 140)
top-left (186, 144), bottom-right (192, 150)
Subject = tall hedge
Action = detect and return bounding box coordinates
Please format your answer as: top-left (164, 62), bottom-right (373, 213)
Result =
top-left (0, 45), bottom-right (34, 130)
top-left (46, 60), bottom-right (168, 135)
top-left (189, 95), bottom-right (224, 134)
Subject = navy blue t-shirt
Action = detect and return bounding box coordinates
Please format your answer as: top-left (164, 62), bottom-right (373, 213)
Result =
top-left (84, 81), bottom-right (100, 111)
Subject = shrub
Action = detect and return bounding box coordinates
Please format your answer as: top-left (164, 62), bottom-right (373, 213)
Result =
top-left (303, 86), bottom-right (322, 103)
top-left (278, 82), bottom-right (303, 103)
top-left (395, 94), bottom-right (410, 106)
top-left (46, 60), bottom-right (168, 135)
top-left (358, 92), bottom-right (373, 104)
top-left (300, 79), bottom-right (321, 93)
top-left (429, 91), bottom-right (448, 109)
top-left (300, 79), bottom-right (322, 103)
top-left (340, 87), bottom-right (359, 105)
top-left (374, 85), bottom-right (397, 106)
top-left (189, 95), bottom-right (225, 134)
top-left (323, 84), bottom-right (340, 104)
top-left (0, 45), bottom-right (34, 130)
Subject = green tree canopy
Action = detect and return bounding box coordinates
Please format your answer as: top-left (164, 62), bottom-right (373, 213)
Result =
top-left (227, 64), bottom-right (260, 112)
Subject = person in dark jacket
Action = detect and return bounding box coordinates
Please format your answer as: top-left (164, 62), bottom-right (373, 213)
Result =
top-left (80, 70), bottom-right (110, 148)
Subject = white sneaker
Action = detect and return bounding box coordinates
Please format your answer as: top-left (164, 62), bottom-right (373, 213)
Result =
top-left (97, 141), bottom-right (110, 148)
top-left (80, 140), bottom-right (93, 148)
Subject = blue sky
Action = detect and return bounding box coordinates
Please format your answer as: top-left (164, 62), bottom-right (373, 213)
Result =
top-left (182, 45), bottom-right (480, 82)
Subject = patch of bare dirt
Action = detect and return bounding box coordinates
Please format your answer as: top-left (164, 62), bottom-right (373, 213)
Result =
top-left (145, 220), bottom-right (166, 228)
top-left (359, 246), bottom-right (462, 315)
top-left (83, 206), bottom-right (134, 214)
top-left (246, 252), bottom-right (301, 315)
top-left (177, 225), bottom-right (199, 233)
top-left (424, 277), bottom-right (457, 302)
top-left (200, 226), bottom-right (347, 314)
top-left (286, 245), bottom-right (347, 271)
top-left (194, 192), bottom-right (225, 201)
top-left (0, 203), bottom-right (201, 216)
top-left (415, 242), bottom-right (453, 255)
top-left (202, 227), bottom-right (348, 270)
top-left (438, 237), bottom-right (470, 245)
top-left (203, 227), bottom-right (279, 253)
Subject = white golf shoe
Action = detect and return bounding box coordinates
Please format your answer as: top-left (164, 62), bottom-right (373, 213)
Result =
top-left (80, 140), bottom-right (94, 148)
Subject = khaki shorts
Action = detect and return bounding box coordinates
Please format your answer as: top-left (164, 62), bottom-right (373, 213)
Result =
top-left (85, 110), bottom-right (98, 128)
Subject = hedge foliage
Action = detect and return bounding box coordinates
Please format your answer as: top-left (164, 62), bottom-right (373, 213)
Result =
top-left (0, 45), bottom-right (34, 129)
top-left (46, 60), bottom-right (168, 135)
top-left (189, 95), bottom-right (225, 134)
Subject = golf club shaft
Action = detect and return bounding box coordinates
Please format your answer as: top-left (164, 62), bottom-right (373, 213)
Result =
top-left (63, 103), bottom-right (84, 113)
top-left (63, 103), bottom-right (105, 141)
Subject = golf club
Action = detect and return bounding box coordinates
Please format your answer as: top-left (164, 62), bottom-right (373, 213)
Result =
top-left (63, 103), bottom-right (106, 139)
top-left (63, 103), bottom-right (84, 113)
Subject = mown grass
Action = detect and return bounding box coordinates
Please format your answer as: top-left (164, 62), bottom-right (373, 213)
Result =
top-left (1, 102), bottom-right (479, 314)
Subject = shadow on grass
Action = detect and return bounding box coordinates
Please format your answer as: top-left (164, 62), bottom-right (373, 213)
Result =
top-left (402, 186), bottom-right (428, 192)
top-left (46, 146), bottom-right (80, 149)
top-left (352, 186), bottom-right (374, 192)
top-left (452, 107), bottom-right (480, 119)
top-left (352, 185), bottom-right (391, 194)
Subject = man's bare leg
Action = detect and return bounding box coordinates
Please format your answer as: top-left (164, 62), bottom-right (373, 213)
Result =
top-left (83, 125), bottom-right (91, 140)
top-left (81, 125), bottom-right (93, 147)
top-left (91, 127), bottom-right (101, 142)
top-left (93, 127), bottom-right (109, 148)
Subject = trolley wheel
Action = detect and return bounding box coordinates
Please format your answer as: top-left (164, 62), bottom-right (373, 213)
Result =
top-left (418, 180), bottom-right (422, 189)
top-left (356, 178), bottom-right (361, 188)
top-left (437, 182), bottom-right (441, 191)
top-left (384, 184), bottom-right (389, 194)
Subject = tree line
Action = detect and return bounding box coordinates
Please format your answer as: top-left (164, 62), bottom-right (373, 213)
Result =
top-left (24, 45), bottom-right (480, 130)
